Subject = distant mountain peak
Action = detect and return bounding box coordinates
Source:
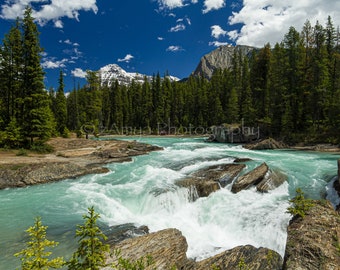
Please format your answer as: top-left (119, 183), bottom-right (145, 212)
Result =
top-left (99, 64), bottom-right (179, 86)
top-left (192, 45), bottom-right (256, 79)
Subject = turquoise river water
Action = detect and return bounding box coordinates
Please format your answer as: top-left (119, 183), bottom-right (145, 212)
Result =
top-left (1, 137), bottom-right (339, 268)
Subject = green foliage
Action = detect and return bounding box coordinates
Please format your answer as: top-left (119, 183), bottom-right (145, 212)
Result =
top-left (111, 249), bottom-right (155, 270)
top-left (332, 235), bottom-right (340, 256)
top-left (66, 206), bottom-right (109, 270)
top-left (287, 188), bottom-right (315, 218)
top-left (1, 14), bottom-right (340, 144)
top-left (16, 148), bottom-right (28, 156)
top-left (237, 257), bottom-right (249, 270)
top-left (54, 70), bottom-right (68, 137)
top-left (0, 7), bottom-right (54, 148)
top-left (30, 141), bottom-right (54, 154)
top-left (0, 118), bottom-right (24, 148)
top-left (14, 217), bottom-right (65, 269)
top-left (211, 263), bottom-right (221, 270)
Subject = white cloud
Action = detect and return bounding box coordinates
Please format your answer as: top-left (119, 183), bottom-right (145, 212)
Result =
top-left (157, 0), bottom-right (186, 9)
top-left (158, 37), bottom-right (165, 40)
top-left (117, 54), bottom-right (134, 63)
top-left (228, 0), bottom-right (340, 47)
top-left (166, 45), bottom-right (184, 52)
top-left (209, 41), bottom-right (229, 47)
top-left (54, 19), bottom-right (63, 28)
top-left (42, 58), bottom-right (68, 69)
top-left (71, 68), bottom-right (87, 78)
top-left (64, 39), bottom-right (72, 45)
top-left (157, 0), bottom-right (197, 10)
top-left (211, 25), bottom-right (227, 39)
top-left (169, 23), bottom-right (186, 32)
top-left (203, 0), bottom-right (226, 13)
top-left (0, 0), bottom-right (98, 28)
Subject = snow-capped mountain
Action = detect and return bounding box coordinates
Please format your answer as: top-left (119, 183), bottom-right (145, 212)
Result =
top-left (98, 64), bottom-right (179, 86)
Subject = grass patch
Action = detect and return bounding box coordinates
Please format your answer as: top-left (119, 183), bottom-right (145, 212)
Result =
top-left (0, 163), bottom-right (27, 170)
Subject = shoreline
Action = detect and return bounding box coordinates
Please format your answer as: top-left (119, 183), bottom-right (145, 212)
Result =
top-left (0, 137), bottom-right (162, 190)
top-left (1, 136), bottom-right (339, 190)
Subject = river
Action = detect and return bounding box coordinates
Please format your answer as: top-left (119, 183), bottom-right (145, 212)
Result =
top-left (1, 137), bottom-right (339, 268)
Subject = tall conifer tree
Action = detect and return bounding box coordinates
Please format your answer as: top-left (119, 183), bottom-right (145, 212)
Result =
top-left (55, 70), bottom-right (67, 136)
top-left (21, 7), bottom-right (54, 144)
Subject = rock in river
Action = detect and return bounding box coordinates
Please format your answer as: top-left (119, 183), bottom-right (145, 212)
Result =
top-left (176, 163), bottom-right (246, 198)
top-left (231, 162), bottom-right (286, 193)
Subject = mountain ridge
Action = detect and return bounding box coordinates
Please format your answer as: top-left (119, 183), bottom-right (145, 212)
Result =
top-left (192, 45), bottom-right (256, 79)
top-left (99, 64), bottom-right (179, 86)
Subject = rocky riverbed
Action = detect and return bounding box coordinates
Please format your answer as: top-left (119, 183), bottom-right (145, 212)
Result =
top-left (0, 137), bottom-right (162, 189)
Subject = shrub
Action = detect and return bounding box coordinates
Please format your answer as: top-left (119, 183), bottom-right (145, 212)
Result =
top-left (66, 206), bottom-right (109, 270)
top-left (14, 217), bottom-right (65, 269)
top-left (16, 148), bottom-right (28, 156)
top-left (30, 141), bottom-right (54, 154)
top-left (287, 188), bottom-right (314, 218)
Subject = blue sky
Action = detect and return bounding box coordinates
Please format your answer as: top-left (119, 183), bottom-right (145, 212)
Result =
top-left (1, 0), bottom-right (339, 91)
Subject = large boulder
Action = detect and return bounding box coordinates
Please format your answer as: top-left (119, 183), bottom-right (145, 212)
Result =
top-left (176, 163), bottom-right (245, 198)
top-left (104, 228), bottom-right (194, 270)
top-left (191, 163), bottom-right (246, 188)
top-left (231, 163), bottom-right (268, 193)
top-left (256, 169), bottom-right (287, 193)
top-left (104, 224), bottom-right (149, 246)
top-left (232, 163), bottom-right (287, 193)
top-left (195, 245), bottom-right (283, 270)
top-left (177, 177), bottom-right (220, 198)
top-left (246, 138), bottom-right (287, 150)
top-left (283, 200), bottom-right (340, 270)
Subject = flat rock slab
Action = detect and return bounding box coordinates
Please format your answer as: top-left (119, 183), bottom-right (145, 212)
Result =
top-left (0, 162), bottom-right (109, 189)
top-left (231, 163), bottom-right (268, 193)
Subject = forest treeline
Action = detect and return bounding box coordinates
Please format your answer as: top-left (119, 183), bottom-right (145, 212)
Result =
top-left (1, 8), bottom-right (340, 148)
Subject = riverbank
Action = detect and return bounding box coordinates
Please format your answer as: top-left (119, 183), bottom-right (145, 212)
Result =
top-left (0, 137), bottom-right (162, 189)
top-left (1, 136), bottom-right (339, 190)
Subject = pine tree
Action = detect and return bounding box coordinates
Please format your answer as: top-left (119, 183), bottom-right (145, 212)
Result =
top-left (310, 21), bottom-right (330, 129)
top-left (226, 87), bottom-right (239, 124)
top-left (20, 7), bottom-right (54, 144)
top-left (239, 56), bottom-right (254, 126)
top-left (85, 71), bottom-right (102, 130)
top-left (66, 87), bottom-right (80, 132)
top-left (55, 70), bottom-right (68, 136)
top-left (14, 217), bottom-right (65, 269)
top-left (67, 207), bottom-right (109, 270)
top-left (283, 26), bottom-right (304, 132)
top-left (269, 42), bottom-right (288, 136)
top-left (0, 18), bottom-right (23, 128)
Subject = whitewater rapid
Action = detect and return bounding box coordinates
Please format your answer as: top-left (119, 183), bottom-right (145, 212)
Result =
top-left (1, 137), bottom-right (339, 268)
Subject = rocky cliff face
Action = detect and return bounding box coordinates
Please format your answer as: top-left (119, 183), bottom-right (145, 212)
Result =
top-left (192, 45), bottom-right (256, 79)
top-left (104, 228), bottom-right (282, 270)
top-left (283, 200), bottom-right (340, 270)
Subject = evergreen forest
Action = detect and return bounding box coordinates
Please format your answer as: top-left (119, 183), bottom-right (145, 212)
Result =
top-left (1, 8), bottom-right (340, 148)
